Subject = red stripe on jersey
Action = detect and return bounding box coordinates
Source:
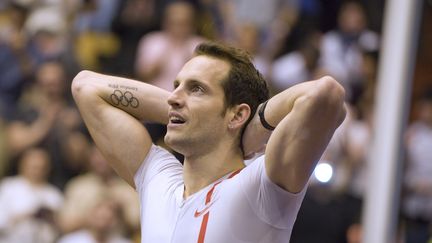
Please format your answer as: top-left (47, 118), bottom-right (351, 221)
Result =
top-left (197, 168), bottom-right (242, 243)
top-left (197, 212), bottom-right (210, 243)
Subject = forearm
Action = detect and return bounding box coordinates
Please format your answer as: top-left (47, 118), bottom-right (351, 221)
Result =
top-left (71, 70), bottom-right (170, 124)
top-left (243, 76), bottom-right (346, 176)
top-left (265, 77), bottom-right (346, 192)
top-left (264, 77), bottom-right (346, 129)
top-left (243, 78), bottom-right (339, 157)
top-left (245, 80), bottom-right (325, 144)
top-left (72, 71), bottom-right (168, 186)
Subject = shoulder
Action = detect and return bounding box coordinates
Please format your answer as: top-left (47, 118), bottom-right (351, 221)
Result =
top-left (41, 183), bottom-right (64, 209)
top-left (359, 30), bottom-right (380, 51)
top-left (232, 155), bottom-right (307, 229)
top-left (134, 145), bottom-right (182, 190)
top-left (143, 145), bottom-right (181, 165)
top-left (242, 155), bottom-right (308, 195)
top-left (321, 31), bottom-right (343, 47)
top-left (43, 183), bottom-right (63, 195)
top-left (235, 155), bottom-right (269, 188)
top-left (0, 176), bottom-right (27, 189)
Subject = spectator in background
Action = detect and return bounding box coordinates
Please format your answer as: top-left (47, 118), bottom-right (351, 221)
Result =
top-left (320, 50), bottom-right (378, 186)
top-left (290, 43), bottom-right (380, 242)
top-left (320, 0), bottom-right (379, 101)
top-left (135, 0), bottom-right (204, 146)
top-left (289, 101), bottom-right (362, 243)
top-left (0, 118), bottom-right (7, 177)
top-left (59, 145), bottom-right (140, 237)
top-left (220, 0), bottom-right (299, 59)
top-left (6, 61), bottom-right (90, 189)
top-left (0, 1), bottom-right (79, 120)
top-left (343, 86), bottom-right (374, 201)
top-left (193, 0), bottom-right (225, 40)
top-left (109, 0), bottom-right (167, 76)
top-left (402, 90), bottom-right (432, 243)
top-left (0, 2), bottom-right (33, 120)
top-left (6, 61), bottom-right (65, 156)
top-left (22, 0), bottom-right (81, 78)
top-left (230, 23), bottom-right (272, 80)
top-left (72, 0), bottom-right (121, 71)
top-left (356, 50), bottom-right (378, 104)
top-left (72, 0), bottom-right (120, 33)
top-left (0, 147), bottom-right (63, 243)
top-left (271, 31), bottom-right (321, 92)
top-left (135, 0), bottom-right (204, 91)
top-left (58, 199), bottom-right (131, 243)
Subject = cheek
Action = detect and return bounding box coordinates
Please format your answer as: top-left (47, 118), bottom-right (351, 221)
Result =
top-left (189, 97), bottom-right (227, 127)
top-left (191, 112), bottom-right (225, 135)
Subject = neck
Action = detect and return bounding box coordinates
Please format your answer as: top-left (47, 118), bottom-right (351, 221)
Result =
top-left (182, 145), bottom-right (245, 198)
top-left (22, 175), bottom-right (44, 186)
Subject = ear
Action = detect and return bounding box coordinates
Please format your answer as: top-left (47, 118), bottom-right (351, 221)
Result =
top-left (228, 104), bottom-right (251, 130)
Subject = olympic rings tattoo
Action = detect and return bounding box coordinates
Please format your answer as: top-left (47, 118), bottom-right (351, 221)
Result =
top-left (110, 90), bottom-right (139, 108)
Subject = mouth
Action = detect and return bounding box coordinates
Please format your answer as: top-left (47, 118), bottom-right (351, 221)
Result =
top-left (168, 112), bottom-right (186, 127)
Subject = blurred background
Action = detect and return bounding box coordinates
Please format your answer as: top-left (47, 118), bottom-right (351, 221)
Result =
top-left (0, 0), bottom-right (430, 242)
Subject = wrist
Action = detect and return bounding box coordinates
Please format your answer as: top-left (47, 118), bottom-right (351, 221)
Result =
top-left (258, 100), bottom-right (275, 131)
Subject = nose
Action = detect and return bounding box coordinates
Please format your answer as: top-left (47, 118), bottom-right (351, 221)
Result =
top-left (167, 88), bottom-right (185, 108)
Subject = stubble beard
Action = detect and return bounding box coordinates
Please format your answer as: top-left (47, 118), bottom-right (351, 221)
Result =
top-left (164, 130), bottom-right (193, 155)
top-left (165, 127), bottom-right (221, 158)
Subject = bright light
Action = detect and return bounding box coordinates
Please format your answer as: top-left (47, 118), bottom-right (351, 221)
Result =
top-left (314, 162), bottom-right (333, 183)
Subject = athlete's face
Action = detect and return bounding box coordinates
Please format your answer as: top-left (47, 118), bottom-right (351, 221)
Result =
top-left (165, 55), bottom-right (231, 156)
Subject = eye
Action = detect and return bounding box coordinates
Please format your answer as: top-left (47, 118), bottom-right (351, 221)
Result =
top-left (191, 85), bottom-right (204, 93)
top-left (173, 81), bottom-right (179, 89)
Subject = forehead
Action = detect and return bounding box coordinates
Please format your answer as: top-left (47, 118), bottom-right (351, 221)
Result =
top-left (176, 55), bottom-right (230, 87)
top-left (166, 2), bottom-right (194, 20)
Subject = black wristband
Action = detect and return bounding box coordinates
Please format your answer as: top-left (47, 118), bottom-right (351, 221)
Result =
top-left (258, 100), bottom-right (275, 131)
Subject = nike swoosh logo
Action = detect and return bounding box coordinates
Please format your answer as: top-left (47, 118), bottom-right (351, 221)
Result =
top-left (194, 200), bottom-right (217, 218)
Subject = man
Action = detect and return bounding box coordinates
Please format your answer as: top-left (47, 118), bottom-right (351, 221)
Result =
top-left (0, 148), bottom-right (63, 243)
top-left (72, 42), bottom-right (346, 242)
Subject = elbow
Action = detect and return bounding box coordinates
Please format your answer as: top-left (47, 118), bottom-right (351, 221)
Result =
top-left (309, 76), bottom-right (347, 124)
top-left (71, 70), bottom-right (96, 99)
top-left (316, 76), bottom-right (346, 104)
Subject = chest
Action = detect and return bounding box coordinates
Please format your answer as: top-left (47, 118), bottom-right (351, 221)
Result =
top-left (139, 180), bottom-right (279, 243)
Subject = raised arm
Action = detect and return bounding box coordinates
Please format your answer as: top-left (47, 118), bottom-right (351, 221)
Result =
top-left (244, 76), bottom-right (346, 193)
top-left (71, 71), bottom-right (170, 187)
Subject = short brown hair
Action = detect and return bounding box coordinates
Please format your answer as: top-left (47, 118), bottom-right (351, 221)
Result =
top-left (194, 42), bottom-right (270, 151)
top-left (194, 42), bottom-right (269, 121)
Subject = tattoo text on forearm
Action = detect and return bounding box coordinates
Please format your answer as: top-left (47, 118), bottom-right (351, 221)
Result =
top-left (108, 84), bottom-right (139, 108)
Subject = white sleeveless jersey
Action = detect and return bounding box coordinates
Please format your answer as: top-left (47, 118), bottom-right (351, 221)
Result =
top-left (134, 145), bottom-right (306, 243)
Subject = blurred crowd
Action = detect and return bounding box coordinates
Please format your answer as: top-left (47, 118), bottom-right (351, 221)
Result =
top-left (0, 0), bottom-right (430, 242)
